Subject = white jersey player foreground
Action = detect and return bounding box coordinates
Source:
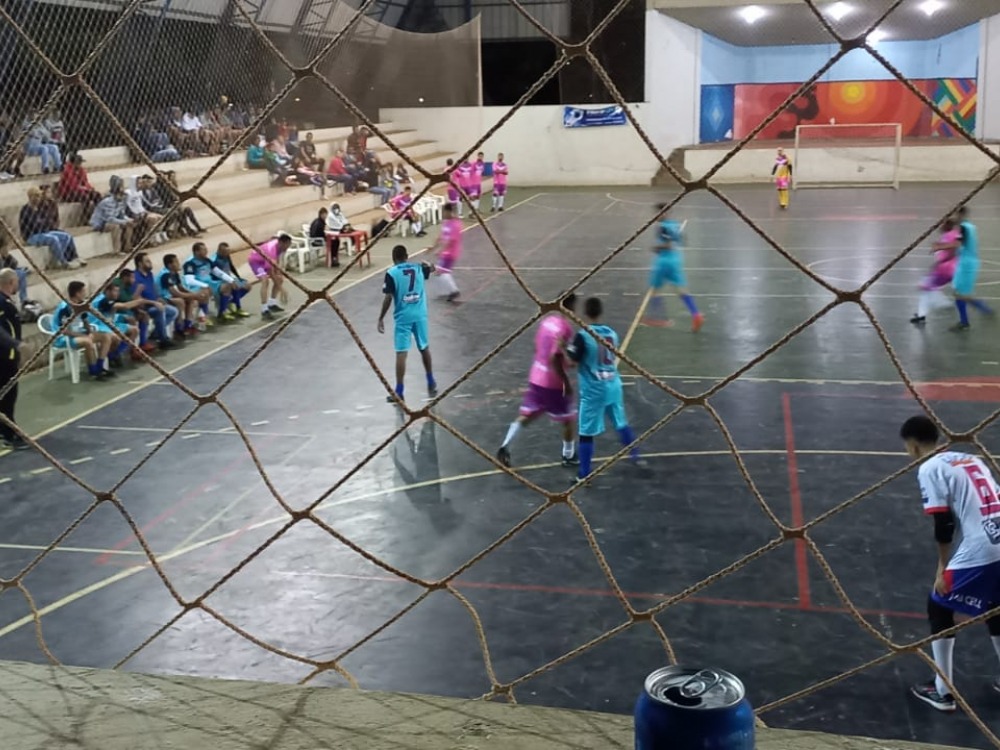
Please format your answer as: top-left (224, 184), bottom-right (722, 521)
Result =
top-left (901, 415), bottom-right (1000, 712)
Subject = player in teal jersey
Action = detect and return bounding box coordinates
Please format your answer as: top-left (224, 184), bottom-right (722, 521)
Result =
top-left (642, 205), bottom-right (703, 332)
top-left (183, 242), bottom-right (234, 322)
top-left (948, 206), bottom-right (993, 331)
top-left (378, 245), bottom-right (438, 403)
top-left (566, 297), bottom-right (643, 480)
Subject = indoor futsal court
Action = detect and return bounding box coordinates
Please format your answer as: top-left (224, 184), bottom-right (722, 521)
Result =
top-left (4, 185), bottom-right (1000, 748)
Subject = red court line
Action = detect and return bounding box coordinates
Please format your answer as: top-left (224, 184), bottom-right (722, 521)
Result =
top-left (94, 436), bottom-right (276, 566)
top-left (271, 570), bottom-right (924, 622)
top-left (782, 392), bottom-right (812, 609)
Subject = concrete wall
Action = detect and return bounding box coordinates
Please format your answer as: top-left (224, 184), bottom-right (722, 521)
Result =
top-left (684, 143), bottom-right (1000, 184)
top-left (380, 105), bottom-right (661, 185)
top-left (980, 14), bottom-right (1000, 140)
top-left (701, 24), bottom-right (980, 86)
top-left (644, 10), bottom-right (700, 159)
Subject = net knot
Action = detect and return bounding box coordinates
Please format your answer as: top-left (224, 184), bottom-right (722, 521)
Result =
top-left (842, 36), bottom-right (868, 52)
top-left (0, 578), bottom-right (14, 592)
top-left (196, 394), bottom-right (217, 407)
top-left (631, 609), bottom-right (654, 623)
top-left (783, 526), bottom-right (806, 541)
top-left (289, 509), bottom-right (311, 523)
top-left (426, 580), bottom-right (448, 592)
top-left (546, 491), bottom-right (570, 505)
top-left (562, 41), bottom-right (589, 59)
top-left (60, 72), bottom-right (82, 87)
top-left (838, 288), bottom-right (864, 304)
top-left (292, 65), bottom-right (315, 80)
top-left (94, 491), bottom-right (114, 504)
top-left (428, 173), bottom-right (450, 186)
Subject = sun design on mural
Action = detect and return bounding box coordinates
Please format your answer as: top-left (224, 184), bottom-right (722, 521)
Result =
top-left (830, 81), bottom-right (874, 112)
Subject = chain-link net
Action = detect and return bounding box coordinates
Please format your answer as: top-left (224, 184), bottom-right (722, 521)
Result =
top-left (1, 0), bottom-right (1000, 746)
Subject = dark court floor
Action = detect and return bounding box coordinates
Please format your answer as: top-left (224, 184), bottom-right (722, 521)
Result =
top-left (4, 185), bottom-right (1000, 748)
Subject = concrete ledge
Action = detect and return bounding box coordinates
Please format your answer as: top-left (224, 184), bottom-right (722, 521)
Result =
top-left (0, 659), bottom-right (963, 750)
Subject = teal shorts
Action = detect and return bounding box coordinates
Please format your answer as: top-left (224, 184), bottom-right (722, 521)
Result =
top-left (649, 255), bottom-right (686, 289)
top-left (394, 318), bottom-right (429, 353)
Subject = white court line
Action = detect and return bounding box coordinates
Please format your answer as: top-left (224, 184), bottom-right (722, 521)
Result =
top-left (22, 192), bottom-right (546, 444)
top-left (0, 543), bottom-right (146, 557)
top-left (0, 443), bottom-right (909, 641)
top-left (75, 424), bottom-right (310, 439)
top-left (619, 374), bottom-right (1000, 388)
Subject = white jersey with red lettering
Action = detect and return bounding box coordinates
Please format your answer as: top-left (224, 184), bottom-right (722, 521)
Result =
top-left (919, 451), bottom-right (1000, 570)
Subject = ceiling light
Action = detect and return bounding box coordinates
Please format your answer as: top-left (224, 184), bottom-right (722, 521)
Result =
top-left (867, 28), bottom-right (888, 44)
top-left (738, 5), bottom-right (767, 24)
top-left (919, 0), bottom-right (944, 17)
top-left (825, 2), bottom-right (852, 21)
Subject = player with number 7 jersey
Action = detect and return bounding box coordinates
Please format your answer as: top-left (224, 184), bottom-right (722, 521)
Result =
top-left (901, 415), bottom-right (1000, 713)
top-left (566, 297), bottom-right (644, 481)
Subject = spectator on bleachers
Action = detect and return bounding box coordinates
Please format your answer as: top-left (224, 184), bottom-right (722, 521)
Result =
top-left (38, 184), bottom-right (60, 229)
top-left (247, 136), bottom-right (266, 169)
top-left (141, 173), bottom-right (201, 238)
top-left (58, 153), bottom-right (102, 222)
top-left (23, 111), bottom-right (62, 174)
top-left (20, 186), bottom-right (82, 269)
top-left (54, 280), bottom-right (116, 379)
top-left (0, 111), bottom-right (25, 180)
top-left (133, 115), bottom-right (180, 163)
top-left (0, 234), bottom-right (35, 313)
top-left (112, 268), bottom-right (155, 353)
top-left (132, 252), bottom-right (176, 348)
top-left (325, 150), bottom-right (356, 194)
top-left (159, 253), bottom-right (209, 335)
top-left (273, 134), bottom-right (293, 163)
top-left (43, 109), bottom-right (66, 151)
top-left (125, 176), bottom-right (167, 246)
top-left (299, 133), bottom-right (325, 172)
top-left (167, 107), bottom-right (208, 157)
top-left (265, 142), bottom-right (297, 187)
top-left (91, 175), bottom-right (137, 255)
top-left (368, 166), bottom-right (393, 203)
top-left (211, 242), bottom-right (251, 318)
top-left (291, 154), bottom-right (326, 195)
top-left (346, 124), bottom-right (369, 158)
top-left (394, 163), bottom-right (412, 188)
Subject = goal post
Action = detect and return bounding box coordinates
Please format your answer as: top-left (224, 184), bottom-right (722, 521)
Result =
top-left (792, 123), bottom-right (903, 190)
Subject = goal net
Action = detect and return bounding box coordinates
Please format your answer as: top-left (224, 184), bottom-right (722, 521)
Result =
top-left (793, 123), bottom-right (903, 190)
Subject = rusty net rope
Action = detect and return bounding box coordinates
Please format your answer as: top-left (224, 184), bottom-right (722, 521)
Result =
top-left (0, 0), bottom-right (999, 743)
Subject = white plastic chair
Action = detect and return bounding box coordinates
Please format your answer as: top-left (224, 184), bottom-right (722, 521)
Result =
top-left (38, 313), bottom-right (82, 384)
top-left (418, 195), bottom-right (443, 225)
top-left (285, 229), bottom-right (315, 273)
top-left (301, 223), bottom-right (325, 266)
top-left (382, 204), bottom-right (407, 237)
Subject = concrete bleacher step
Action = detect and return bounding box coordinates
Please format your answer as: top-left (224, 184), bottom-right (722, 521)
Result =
top-left (21, 154), bottom-right (467, 309)
top-left (0, 123), bottom-right (412, 204)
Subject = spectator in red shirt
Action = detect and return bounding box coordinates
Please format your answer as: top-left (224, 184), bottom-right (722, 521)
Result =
top-left (58, 153), bottom-right (101, 222)
top-left (325, 150), bottom-right (357, 193)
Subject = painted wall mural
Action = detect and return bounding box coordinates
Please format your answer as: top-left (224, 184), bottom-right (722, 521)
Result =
top-left (699, 79), bottom-right (977, 142)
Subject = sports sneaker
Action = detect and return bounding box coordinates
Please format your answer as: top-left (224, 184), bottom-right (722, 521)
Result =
top-left (949, 322), bottom-right (970, 332)
top-left (910, 314), bottom-right (926, 325)
top-left (262, 309), bottom-right (274, 320)
top-left (561, 454), bottom-right (579, 467)
top-left (235, 309), bottom-right (251, 318)
top-left (641, 318), bottom-right (673, 329)
top-left (910, 681), bottom-right (956, 712)
top-left (269, 303), bottom-right (285, 313)
top-left (497, 446), bottom-right (512, 468)
top-left (428, 382), bottom-right (438, 398)
top-left (691, 313), bottom-right (705, 333)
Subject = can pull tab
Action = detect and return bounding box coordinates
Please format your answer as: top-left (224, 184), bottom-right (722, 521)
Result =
top-left (679, 670), bottom-right (722, 699)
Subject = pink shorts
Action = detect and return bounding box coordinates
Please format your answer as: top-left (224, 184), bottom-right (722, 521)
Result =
top-left (448, 187), bottom-right (461, 202)
top-left (438, 254), bottom-right (456, 272)
top-left (519, 383), bottom-right (576, 422)
top-left (468, 185), bottom-right (481, 199)
top-left (493, 183), bottom-right (507, 196)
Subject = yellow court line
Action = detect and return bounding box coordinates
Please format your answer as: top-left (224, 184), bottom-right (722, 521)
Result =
top-left (620, 289), bottom-right (653, 356)
top-left (27, 192), bottom-right (545, 443)
top-left (0, 445), bottom-right (910, 641)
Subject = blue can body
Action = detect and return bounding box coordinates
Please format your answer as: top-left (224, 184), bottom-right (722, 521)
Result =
top-left (634, 667), bottom-right (755, 750)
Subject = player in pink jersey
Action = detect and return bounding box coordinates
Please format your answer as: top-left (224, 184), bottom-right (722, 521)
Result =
top-left (497, 294), bottom-right (579, 468)
top-left (247, 231), bottom-right (292, 319)
top-left (468, 151), bottom-right (485, 213)
top-left (456, 159), bottom-right (474, 219)
top-left (427, 203), bottom-right (462, 303)
top-left (911, 218), bottom-right (960, 326)
top-left (491, 152), bottom-right (508, 213)
top-left (445, 158), bottom-right (464, 218)
top-left (389, 185), bottom-right (426, 237)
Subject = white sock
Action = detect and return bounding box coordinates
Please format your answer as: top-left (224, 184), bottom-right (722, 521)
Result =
top-left (441, 272), bottom-right (459, 295)
top-left (932, 638), bottom-right (956, 696)
top-left (261, 300), bottom-right (271, 311)
top-left (498, 195), bottom-right (505, 209)
top-left (492, 195), bottom-right (498, 209)
top-left (562, 440), bottom-right (574, 458)
top-left (267, 298), bottom-right (278, 307)
top-left (472, 199), bottom-right (480, 211)
top-left (917, 291), bottom-right (931, 318)
top-left (413, 221), bottom-right (423, 234)
top-left (502, 422), bottom-right (520, 448)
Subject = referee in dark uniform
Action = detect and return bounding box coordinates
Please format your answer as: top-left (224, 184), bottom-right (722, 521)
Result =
top-left (0, 268), bottom-right (29, 450)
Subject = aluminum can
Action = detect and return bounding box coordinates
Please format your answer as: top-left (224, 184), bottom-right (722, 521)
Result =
top-left (634, 666), bottom-right (755, 749)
